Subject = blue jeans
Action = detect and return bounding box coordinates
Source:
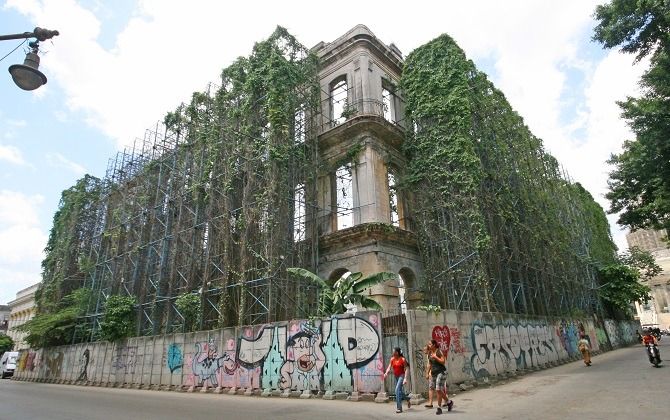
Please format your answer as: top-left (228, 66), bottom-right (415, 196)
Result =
top-left (395, 374), bottom-right (410, 410)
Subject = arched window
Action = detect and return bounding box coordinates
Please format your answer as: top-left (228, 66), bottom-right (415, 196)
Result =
top-left (330, 76), bottom-right (348, 127)
top-left (397, 274), bottom-right (406, 313)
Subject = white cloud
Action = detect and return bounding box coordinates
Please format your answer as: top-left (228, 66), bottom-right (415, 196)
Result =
top-left (47, 152), bottom-right (86, 175)
top-left (0, 190), bottom-right (46, 304)
top-left (0, 189), bottom-right (43, 226)
top-left (0, 143), bottom-right (26, 165)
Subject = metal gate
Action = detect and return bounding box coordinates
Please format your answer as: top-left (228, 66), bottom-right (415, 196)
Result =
top-left (381, 309), bottom-right (408, 396)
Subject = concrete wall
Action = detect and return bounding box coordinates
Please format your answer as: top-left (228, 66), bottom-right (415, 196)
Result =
top-left (13, 310), bottom-right (639, 400)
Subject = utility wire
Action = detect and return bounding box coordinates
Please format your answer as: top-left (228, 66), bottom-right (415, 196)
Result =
top-left (0, 39), bottom-right (27, 63)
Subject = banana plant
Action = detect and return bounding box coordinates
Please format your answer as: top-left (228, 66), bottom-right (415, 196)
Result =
top-left (287, 267), bottom-right (397, 316)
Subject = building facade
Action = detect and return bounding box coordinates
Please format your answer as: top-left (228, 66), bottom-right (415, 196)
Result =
top-left (7, 283), bottom-right (40, 350)
top-left (626, 228), bottom-right (670, 329)
top-left (312, 25), bottom-right (422, 312)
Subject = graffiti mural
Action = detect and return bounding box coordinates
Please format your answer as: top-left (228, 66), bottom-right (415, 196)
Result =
top-left (432, 325), bottom-right (451, 355)
top-left (77, 349), bottom-right (90, 381)
top-left (18, 352), bottom-right (36, 372)
top-left (191, 339), bottom-right (235, 387)
top-left (279, 323), bottom-right (325, 390)
top-left (470, 323), bottom-right (561, 378)
top-left (450, 327), bottom-right (467, 356)
top-left (43, 352), bottom-right (63, 378)
top-left (236, 315), bottom-right (381, 392)
top-left (167, 343), bottom-right (182, 373)
top-left (112, 346), bottom-right (137, 374)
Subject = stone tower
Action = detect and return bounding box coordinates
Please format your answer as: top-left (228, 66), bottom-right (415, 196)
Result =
top-left (312, 25), bottom-right (423, 311)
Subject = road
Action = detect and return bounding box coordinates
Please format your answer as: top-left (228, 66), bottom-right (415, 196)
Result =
top-left (0, 341), bottom-right (668, 419)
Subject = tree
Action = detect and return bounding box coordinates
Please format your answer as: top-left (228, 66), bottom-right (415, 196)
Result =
top-left (593, 0), bottom-right (670, 62)
top-left (0, 334), bottom-right (14, 353)
top-left (595, 246), bottom-right (661, 317)
top-left (98, 295), bottom-right (137, 342)
top-left (174, 292), bottom-right (202, 332)
top-left (287, 268), bottom-right (396, 316)
top-left (13, 288), bottom-right (91, 348)
top-left (593, 1), bottom-right (670, 234)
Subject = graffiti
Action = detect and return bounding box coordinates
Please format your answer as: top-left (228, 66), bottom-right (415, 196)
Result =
top-left (432, 325), bottom-right (451, 356)
top-left (595, 328), bottom-right (608, 347)
top-left (192, 339), bottom-right (235, 387)
top-left (77, 349), bottom-right (89, 381)
top-left (279, 323), bottom-right (325, 390)
top-left (450, 327), bottom-right (467, 356)
top-left (43, 352), bottom-right (63, 378)
top-left (470, 323), bottom-right (560, 378)
top-left (167, 343), bottom-right (182, 373)
top-left (18, 352), bottom-right (36, 372)
top-left (112, 346), bottom-right (137, 374)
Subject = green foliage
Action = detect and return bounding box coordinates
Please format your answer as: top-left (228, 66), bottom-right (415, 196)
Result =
top-left (595, 246), bottom-right (660, 316)
top-left (13, 288), bottom-right (92, 348)
top-left (592, 0), bottom-right (670, 62)
top-left (596, 264), bottom-right (651, 313)
top-left (593, 1), bottom-right (670, 233)
top-left (0, 334), bottom-right (14, 353)
top-left (400, 33), bottom-right (618, 315)
top-left (99, 295), bottom-right (137, 342)
top-left (287, 268), bottom-right (395, 316)
top-left (175, 292), bottom-right (202, 332)
top-left (39, 175), bottom-right (102, 312)
top-left (416, 304), bottom-right (442, 314)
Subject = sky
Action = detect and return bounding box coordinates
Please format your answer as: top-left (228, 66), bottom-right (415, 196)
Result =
top-left (0, 0), bottom-right (649, 306)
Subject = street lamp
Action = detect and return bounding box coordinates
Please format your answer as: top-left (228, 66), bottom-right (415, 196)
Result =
top-left (1, 27), bottom-right (59, 91)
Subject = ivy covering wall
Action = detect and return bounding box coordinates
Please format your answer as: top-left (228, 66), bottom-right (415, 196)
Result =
top-left (401, 34), bottom-right (617, 316)
top-left (38, 28), bottom-right (620, 342)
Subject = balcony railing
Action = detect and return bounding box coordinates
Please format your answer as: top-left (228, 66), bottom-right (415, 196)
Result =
top-left (319, 97), bottom-right (407, 134)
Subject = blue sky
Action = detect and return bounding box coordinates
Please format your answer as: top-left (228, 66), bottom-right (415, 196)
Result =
top-left (0, 0), bottom-right (647, 305)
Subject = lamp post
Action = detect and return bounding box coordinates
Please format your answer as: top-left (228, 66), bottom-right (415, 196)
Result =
top-left (1, 27), bottom-right (59, 91)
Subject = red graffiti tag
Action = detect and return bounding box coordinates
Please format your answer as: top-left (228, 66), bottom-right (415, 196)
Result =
top-left (449, 327), bottom-right (467, 356)
top-left (432, 325), bottom-right (451, 356)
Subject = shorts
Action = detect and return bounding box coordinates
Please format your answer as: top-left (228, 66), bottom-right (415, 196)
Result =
top-left (429, 371), bottom-right (447, 390)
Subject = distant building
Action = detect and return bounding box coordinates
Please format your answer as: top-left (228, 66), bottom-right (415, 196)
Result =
top-left (0, 305), bottom-right (10, 336)
top-left (626, 229), bottom-right (670, 329)
top-left (7, 283), bottom-right (40, 350)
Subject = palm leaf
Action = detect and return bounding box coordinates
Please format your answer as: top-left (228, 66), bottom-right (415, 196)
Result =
top-left (352, 272), bottom-right (396, 293)
top-left (359, 296), bottom-right (384, 312)
top-left (287, 267), bottom-right (329, 289)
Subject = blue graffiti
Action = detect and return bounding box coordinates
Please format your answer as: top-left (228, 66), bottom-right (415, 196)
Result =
top-left (167, 343), bottom-right (182, 373)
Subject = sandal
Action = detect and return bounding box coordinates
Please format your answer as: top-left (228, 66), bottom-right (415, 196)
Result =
top-left (425, 404), bottom-right (434, 408)
top-left (396, 409), bottom-right (402, 413)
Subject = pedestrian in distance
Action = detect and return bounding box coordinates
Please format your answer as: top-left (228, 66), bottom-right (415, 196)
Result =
top-left (426, 339), bottom-right (453, 415)
top-left (578, 333), bottom-right (591, 366)
top-left (383, 347), bottom-right (411, 413)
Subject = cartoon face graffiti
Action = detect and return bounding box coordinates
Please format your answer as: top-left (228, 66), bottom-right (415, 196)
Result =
top-left (279, 329), bottom-right (326, 390)
top-left (292, 333), bottom-right (316, 372)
